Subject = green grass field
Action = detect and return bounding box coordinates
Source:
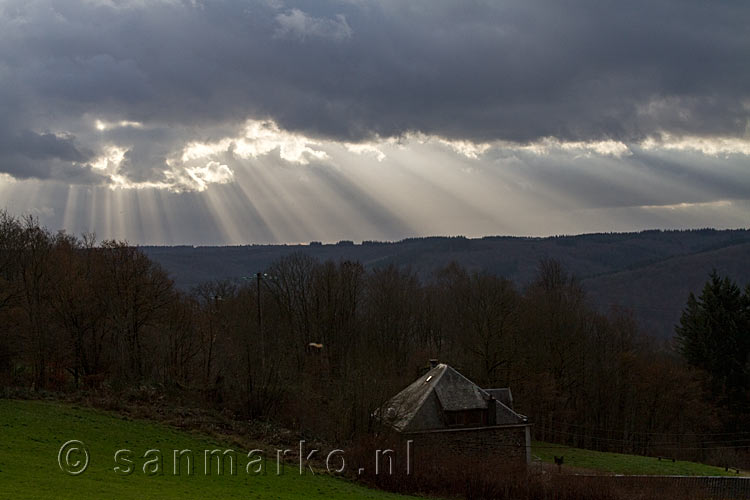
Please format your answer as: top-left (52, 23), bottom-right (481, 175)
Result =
top-left (3, 399), bottom-right (745, 499)
top-left (0, 399), bottom-right (414, 500)
top-left (533, 441), bottom-right (746, 476)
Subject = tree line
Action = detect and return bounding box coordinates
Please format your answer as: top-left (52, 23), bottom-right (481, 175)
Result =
top-left (0, 211), bottom-right (746, 466)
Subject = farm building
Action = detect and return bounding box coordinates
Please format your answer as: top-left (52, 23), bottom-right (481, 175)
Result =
top-left (377, 362), bottom-right (532, 464)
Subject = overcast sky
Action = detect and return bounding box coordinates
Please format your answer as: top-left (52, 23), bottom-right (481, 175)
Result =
top-left (1, 0), bottom-right (748, 244)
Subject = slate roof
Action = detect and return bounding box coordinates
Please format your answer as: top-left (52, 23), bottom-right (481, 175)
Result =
top-left (377, 363), bottom-right (529, 432)
top-left (434, 364), bottom-right (488, 411)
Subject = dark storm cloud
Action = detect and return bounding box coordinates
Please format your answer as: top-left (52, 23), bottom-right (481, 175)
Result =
top-left (0, 0), bottom-right (748, 184)
top-left (0, 126), bottom-right (103, 183)
top-left (1, 130), bottom-right (89, 163)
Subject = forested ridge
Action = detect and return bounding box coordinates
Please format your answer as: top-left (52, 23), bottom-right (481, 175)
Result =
top-left (142, 229), bottom-right (750, 339)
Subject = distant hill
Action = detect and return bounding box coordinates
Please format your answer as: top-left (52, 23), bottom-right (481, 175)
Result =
top-left (582, 241), bottom-right (750, 338)
top-left (142, 229), bottom-right (750, 339)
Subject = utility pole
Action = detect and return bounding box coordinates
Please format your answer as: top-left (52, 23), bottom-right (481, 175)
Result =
top-left (256, 272), bottom-right (265, 373)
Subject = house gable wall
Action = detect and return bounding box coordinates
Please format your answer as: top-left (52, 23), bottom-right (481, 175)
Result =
top-left (404, 424), bottom-right (531, 465)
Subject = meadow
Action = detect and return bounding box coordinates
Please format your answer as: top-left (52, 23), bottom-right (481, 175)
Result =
top-left (0, 399), bottom-right (414, 500)
top-left (533, 441), bottom-right (746, 476)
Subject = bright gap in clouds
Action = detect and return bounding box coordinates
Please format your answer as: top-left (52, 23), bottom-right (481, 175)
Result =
top-left (2, 117), bottom-right (749, 245)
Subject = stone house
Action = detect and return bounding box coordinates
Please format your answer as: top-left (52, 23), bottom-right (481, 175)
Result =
top-left (377, 362), bottom-right (532, 464)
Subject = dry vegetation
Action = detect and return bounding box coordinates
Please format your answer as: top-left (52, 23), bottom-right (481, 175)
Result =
top-left (347, 437), bottom-right (715, 500)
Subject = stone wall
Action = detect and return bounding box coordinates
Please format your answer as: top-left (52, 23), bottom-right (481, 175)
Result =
top-left (403, 424), bottom-right (530, 465)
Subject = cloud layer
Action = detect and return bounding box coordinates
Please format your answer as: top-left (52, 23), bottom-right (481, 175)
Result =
top-left (0, 0), bottom-right (748, 242)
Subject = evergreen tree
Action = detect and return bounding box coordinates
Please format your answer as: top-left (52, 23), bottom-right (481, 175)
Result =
top-left (675, 271), bottom-right (750, 410)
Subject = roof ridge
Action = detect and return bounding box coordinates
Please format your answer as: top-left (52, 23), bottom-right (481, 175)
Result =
top-left (443, 364), bottom-right (490, 397)
top-left (410, 364), bottom-right (447, 411)
top-left (386, 363), bottom-right (447, 431)
top-left (379, 363), bottom-right (528, 431)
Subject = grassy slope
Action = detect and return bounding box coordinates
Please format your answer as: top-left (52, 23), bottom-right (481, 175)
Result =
top-left (0, 399), bottom-right (414, 500)
top-left (533, 441), bottom-right (746, 476)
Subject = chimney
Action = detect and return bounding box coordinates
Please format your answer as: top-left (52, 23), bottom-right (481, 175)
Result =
top-left (429, 359), bottom-right (439, 369)
top-left (487, 396), bottom-right (497, 426)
